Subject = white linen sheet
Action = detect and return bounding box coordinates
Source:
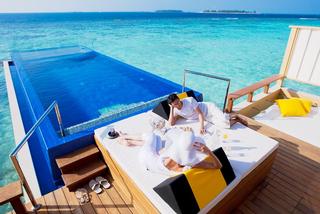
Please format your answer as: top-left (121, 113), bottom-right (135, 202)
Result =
top-left (254, 104), bottom-right (320, 148)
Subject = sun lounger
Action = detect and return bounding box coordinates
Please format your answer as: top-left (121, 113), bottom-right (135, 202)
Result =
top-left (254, 104), bottom-right (320, 148)
top-left (226, 26), bottom-right (320, 149)
top-left (94, 111), bottom-right (278, 213)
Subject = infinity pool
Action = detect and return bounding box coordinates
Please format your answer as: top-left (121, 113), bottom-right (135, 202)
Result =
top-left (11, 46), bottom-right (182, 131)
top-left (8, 46), bottom-right (186, 195)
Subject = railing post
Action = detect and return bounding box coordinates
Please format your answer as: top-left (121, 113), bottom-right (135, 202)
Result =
top-left (182, 70), bottom-right (186, 92)
top-left (226, 98), bottom-right (234, 113)
top-left (10, 156), bottom-right (41, 211)
top-left (54, 103), bottom-right (65, 137)
top-left (9, 100), bottom-right (65, 212)
top-left (264, 84), bottom-right (270, 94)
top-left (247, 92), bottom-right (254, 102)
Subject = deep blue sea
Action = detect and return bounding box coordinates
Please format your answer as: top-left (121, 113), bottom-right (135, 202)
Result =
top-left (1, 12), bottom-right (320, 212)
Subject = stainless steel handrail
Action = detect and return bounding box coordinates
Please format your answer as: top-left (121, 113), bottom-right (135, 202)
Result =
top-left (10, 101), bottom-right (64, 211)
top-left (182, 69), bottom-right (231, 112)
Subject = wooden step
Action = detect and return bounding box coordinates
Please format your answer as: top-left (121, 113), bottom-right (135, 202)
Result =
top-left (56, 144), bottom-right (100, 173)
top-left (61, 160), bottom-right (107, 191)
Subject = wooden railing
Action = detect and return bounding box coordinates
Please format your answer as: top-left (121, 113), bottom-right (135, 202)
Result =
top-left (226, 74), bottom-right (284, 113)
top-left (0, 181), bottom-right (26, 213)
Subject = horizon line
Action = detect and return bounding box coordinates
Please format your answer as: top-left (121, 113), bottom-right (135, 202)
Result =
top-left (0, 11), bottom-right (319, 15)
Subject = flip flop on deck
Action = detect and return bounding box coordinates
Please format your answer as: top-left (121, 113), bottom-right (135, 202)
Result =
top-left (75, 188), bottom-right (90, 204)
top-left (89, 179), bottom-right (102, 194)
top-left (95, 176), bottom-right (111, 189)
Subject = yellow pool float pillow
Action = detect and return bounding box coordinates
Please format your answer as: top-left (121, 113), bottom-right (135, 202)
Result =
top-left (275, 98), bottom-right (312, 117)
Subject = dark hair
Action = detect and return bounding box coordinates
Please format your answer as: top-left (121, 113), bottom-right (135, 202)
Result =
top-left (167, 94), bottom-right (179, 104)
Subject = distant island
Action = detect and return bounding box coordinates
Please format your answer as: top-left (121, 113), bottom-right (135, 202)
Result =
top-left (203, 10), bottom-right (256, 14)
top-left (155, 10), bottom-right (184, 13)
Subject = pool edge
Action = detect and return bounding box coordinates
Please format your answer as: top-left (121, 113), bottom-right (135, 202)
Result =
top-left (3, 60), bottom-right (42, 199)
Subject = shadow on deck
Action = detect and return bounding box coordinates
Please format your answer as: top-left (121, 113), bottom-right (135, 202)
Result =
top-left (234, 120), bottom-right (320, 214)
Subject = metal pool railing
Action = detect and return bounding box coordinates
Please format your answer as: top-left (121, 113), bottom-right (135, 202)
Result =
top-left (182, 69), bottom-right (231, 112)
top-left (64, 94), bottom-right (172, 135)
top-left (10, 101), bottom-right (64, 211)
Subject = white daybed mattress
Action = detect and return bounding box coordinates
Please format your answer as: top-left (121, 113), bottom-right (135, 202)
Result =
top-left (94, 111), bottom-right (279, 214)
top-left (254, 104), bottom-right (320, 148)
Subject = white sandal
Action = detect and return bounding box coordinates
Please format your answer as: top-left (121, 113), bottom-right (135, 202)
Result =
top-left (89, 179), bottom-right (102, 194)
top-left (95, 176), bottom-right (111, 189)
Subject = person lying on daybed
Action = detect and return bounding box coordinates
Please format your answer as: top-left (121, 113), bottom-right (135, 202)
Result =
top-left (118, 127), bottom-right (222, 175)
top-left (167, 93), bottom-right (231, 134)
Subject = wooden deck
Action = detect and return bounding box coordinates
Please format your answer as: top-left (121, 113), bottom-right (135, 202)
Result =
top-left (20, 181), bottom-right (137, 214)
top-left (234, 116), bottom-right (320, 214)
top-left (235, 143), bottom-right (320, 214)
top-left (10, 129), bottom-right (320, 214)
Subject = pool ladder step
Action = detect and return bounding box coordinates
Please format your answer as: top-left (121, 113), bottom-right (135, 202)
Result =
top-left (55, 144), bottom-right (107, 191)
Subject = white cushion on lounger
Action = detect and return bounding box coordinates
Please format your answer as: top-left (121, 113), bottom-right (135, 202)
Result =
top-left (94, 111), bottom-right (278, 213)
top-left (254, 104), bottom-right (320, 148)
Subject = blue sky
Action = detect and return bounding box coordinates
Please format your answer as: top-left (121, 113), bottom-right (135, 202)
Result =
top-left (0, 0), bottom-right (319, 14)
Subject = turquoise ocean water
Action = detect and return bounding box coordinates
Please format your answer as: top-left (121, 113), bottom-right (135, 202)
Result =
top-left (0, 12), bottom-right (320, 212)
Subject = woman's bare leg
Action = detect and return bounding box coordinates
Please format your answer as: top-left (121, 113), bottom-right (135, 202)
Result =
top-left (117, 132), bottom-right (144, 146)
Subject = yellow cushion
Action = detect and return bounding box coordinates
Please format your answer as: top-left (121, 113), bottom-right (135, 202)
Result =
top-left (177, 92), bottom-right (188, 99)
top-left (183, 157), bottom-right (227, 209)
top-left (275, 98), bottom-right (312, 117)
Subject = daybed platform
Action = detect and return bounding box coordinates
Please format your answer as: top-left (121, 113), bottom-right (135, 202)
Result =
top-left (254, 103), bottom-right (320, 148)
top-left (230, 86), bottom-right (320, 149)
top-left (94, 111), bottom-right (278, 213)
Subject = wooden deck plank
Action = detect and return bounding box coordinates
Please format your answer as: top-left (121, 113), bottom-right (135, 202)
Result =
top-left (251, 195), bottom-right (281, 214)
top-left (249, 185), bottom-right (286, 214)
top-left (297, 199), bottom-right (320, 213)
top-left (266, 174), bottom-right (301, 202)
top-left (262, 186), bottom-right (295, 211)
top-left (243, 200), bottom-right (270, 214)
top-left (83, 185), bottom-right (108, 214)
top-left (274, 158), bottom-right (320, 186)
top-left (53, 188), bottom-right (72, 214)
top-left (231, 209), bottom-right (244, 214)
top-left (95, 188), bottom-right (120, 214)
top-left (26, 195), bottom-right (48, 214)
top-left (61, 187), bottom-right (84, 214)
top-left (104, 187), bottom-right (132, 214)
top-left (111, 182), bottom-right (136, 214)
top-left (236, 204), bottom-right (255, 214)
top-left (37, 196), bottom-right (49, 214)
top-left (80, 203), bottom-right (96, 214)
top-left (253, 189), bottom-right (288, 213)
top-left (250, 181), bottom-right (288, 213)
top-left (271, 170), bottom-right (320, 204)
top-left (273, 166), bottom-right (320, 197)
top-left (277, 146), bottom-right (320, 171)
top-left (275, 153), bottom-right (320, 180)
top-left (292, 208), bottom-right (307, 214)
top-left (43, 192), bottom-right (60, 214)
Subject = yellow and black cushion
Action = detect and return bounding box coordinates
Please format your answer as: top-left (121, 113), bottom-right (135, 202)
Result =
top-left (153, 147), bottom-right (235, 214)
top-left (152, 90), bottom-right (197, 120)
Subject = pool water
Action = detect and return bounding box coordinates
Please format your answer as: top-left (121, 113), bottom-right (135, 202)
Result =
top-left (12, 46), bottom-right (182, 130)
